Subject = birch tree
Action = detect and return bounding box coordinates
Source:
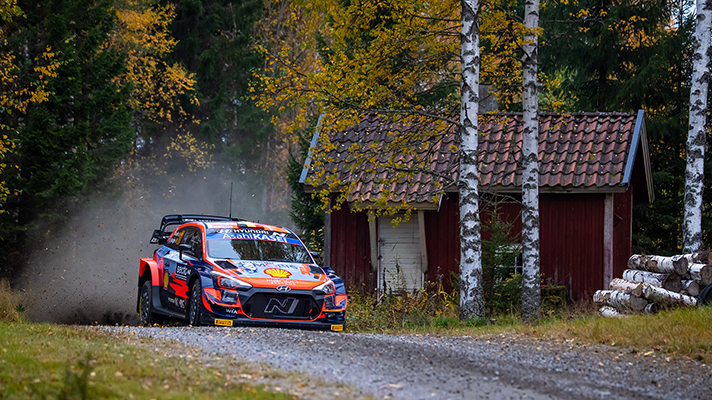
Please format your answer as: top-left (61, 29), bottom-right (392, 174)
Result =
top-left (520, 0), bottom-right (540, 321)
top-left (459, 0), bottom-right (484, 319)
top-left (683, 0), bottom-right (712, 253)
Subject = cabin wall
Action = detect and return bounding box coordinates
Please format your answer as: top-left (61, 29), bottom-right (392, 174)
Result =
top-left (539, 193), bottom-right (605, 300)
top-left (328, 203), bottom-right (374, 291)
top-left (330, 192), bottom-right (620, 301)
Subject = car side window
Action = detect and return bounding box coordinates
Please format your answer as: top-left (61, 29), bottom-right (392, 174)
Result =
top-left (181, 228), bottom-right (203, 259)
top-left (167, 228), bottom-right (185, 247)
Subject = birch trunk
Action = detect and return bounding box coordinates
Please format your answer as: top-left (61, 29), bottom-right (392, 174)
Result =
top-left (688, 263), bottom-right (712, 286)
top-left (681, 280), bottom-right (701, 297)
top-left (683, 0), bottom-right (712, 253)
top-left (627, 254), bottom-right (687, 276)
top-left (621, 269), bottom-right (682, 293)
top-left (520, 0), bottom-right (541, 323)
top-left (599, 306), bottom-right (624, 318)
top-left (593, 289), bottom-right (613, 303)
top-left (680, 250), bottom-right (712, 266)
top-left (459, 0), bottom-right (484, 319)
top-left (607, 291), bottom-right (648, 312)
top-left (609, 278), bottom-right (643, 297)
top-left (642, 284), bottom-right (697, 307)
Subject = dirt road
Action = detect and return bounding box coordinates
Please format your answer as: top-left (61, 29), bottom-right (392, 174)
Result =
top-left (103, 326), bottom-right (712, 400)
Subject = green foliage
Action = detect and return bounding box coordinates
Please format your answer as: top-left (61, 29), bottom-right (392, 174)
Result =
top-left (285, 118), bottom-right (324, 251)
top-left (0, 0), bottom-right (133, 277)
top-left (0, 280), bottom-right (24, 323)
top-left (481, 203), bottom-right (522, 316)
top-left (345, 283), bottom-right (477, 331)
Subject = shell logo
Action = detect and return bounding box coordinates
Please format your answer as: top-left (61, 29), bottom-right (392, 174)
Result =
top-left (264, 268), bottom-right (291, 278)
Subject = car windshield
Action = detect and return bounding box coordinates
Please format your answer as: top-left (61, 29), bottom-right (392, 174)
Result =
top-left (207, 239), bottom-right (312, 263)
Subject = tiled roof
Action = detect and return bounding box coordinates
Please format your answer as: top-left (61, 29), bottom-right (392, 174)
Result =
top-left (301, 111), bottom-right (650, 204)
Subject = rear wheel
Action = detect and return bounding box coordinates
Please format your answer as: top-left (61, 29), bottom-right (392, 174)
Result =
top-left (699, 283), bottom-right (712, 307)
top-left (188, 279), bottom-right (203, 326)
top-left (139, 281), bottom-right (155, 326)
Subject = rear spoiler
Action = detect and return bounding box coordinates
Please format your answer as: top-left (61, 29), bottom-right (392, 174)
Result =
top-left (150, 214), bottom-right (244, 244)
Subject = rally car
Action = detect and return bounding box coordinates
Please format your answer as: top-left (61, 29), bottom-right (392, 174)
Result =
top-left (137, 214), bottom-right (347, 331)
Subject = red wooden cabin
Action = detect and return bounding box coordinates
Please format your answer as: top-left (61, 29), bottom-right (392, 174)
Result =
top-left (300, 111), bottom-right (654, 300)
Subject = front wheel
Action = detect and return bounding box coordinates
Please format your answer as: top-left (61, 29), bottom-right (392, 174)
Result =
top-left (188, 279), bottom-right (203, 326)
top-left (699, 283), bottom-right (712, 307)
top-left (139, 281), bottom-right (155, 326)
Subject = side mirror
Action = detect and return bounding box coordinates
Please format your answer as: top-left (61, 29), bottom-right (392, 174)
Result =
top-left (178, 243), bottom-right (191, 261)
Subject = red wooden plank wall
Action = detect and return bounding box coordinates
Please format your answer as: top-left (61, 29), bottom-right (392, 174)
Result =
top-left (328, 204), bottom-right (374, 291)
top-left (539, 193), bottom-right (605, 300)
top-left (424, 194), bottom-right (461, 292)
top-left (613, 190), bottom-right (633, 279)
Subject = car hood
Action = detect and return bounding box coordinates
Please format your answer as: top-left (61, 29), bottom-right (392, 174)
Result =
top-left (211, 259), bottom-right (329, 290)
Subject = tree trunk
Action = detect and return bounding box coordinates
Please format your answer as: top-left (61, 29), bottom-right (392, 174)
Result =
top-left (681, 280), bottom-right (701, 297)
top-left (621, 269), bottom-right (682, 293)
top-left (599, 306), bottom-right (624, 318)
top-left (593, 289), bottom-right (612, 303)
top-left (642, 283), bottom-right (697, 307)
top-left (520, 0), bottom-right (541, 323)
top-left (609, 278), bottom-right (643, 297)
top-left (680, 250), bottom-right (712, 266)
top-left (627, 254), bottom-right (687, 276)
top-left (683, 0), bottom-right (712, 253)
top-left (607, 291), bottom-right (648, 312)
top-left (688, 263), bottom-right (712, 286)
top-left (458, 0), bottom-right (484, 319)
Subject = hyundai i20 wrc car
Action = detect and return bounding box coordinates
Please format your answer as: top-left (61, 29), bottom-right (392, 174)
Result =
top-left (137, 215), bottom-right (347, 331)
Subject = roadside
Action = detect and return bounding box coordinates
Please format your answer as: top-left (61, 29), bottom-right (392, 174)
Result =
top-left (104, 325), bottom-right (712, 400)
top-left (0, 322), bottom-right (368, 400)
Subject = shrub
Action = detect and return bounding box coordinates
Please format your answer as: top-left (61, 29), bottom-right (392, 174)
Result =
top-left (0, 279), bottom-right (25, 322)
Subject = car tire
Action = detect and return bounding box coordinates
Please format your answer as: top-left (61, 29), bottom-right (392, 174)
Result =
top-left (139, 281), bottom-right (155, 326)
top-left (188, 279), bottom-right (203, 326)
top-left (699, 283), bottom-right (712, 307)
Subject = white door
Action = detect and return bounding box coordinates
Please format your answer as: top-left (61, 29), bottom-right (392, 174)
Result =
top-left (378, 214), bottom-right (424, 292)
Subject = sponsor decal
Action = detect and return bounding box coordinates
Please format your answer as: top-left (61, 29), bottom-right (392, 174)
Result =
top-left (264, 297), bottom-right (299, 314)
top-left (264, 268), bottom-right (291, 278)
top-left (175, 264), bottom-right (189, 280)
top-left (239, 262), bottom-right (258, 273)
top-left (214, 319), bottom-right (233, 327)
top-left (163, 270), bottom-right (169, 289)
top-left (226, 308), bottom-right (238, 314)
top-left (267, 279), bottom-right (297, 286)
top-left (331, 324), bottom-right (344, 332)
top-left (276, 285), bottom-right (291, 292)
top-left (167, 297), bottom-right (186, 309)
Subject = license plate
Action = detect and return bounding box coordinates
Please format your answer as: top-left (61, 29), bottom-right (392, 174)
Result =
top-left (214, 319), bottom-right (233, 327)
top-left (330, 324), bottom-right (343, 332)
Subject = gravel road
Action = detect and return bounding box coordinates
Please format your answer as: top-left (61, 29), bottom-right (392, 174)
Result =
top-left (101, 326), bottom-right (712, 400)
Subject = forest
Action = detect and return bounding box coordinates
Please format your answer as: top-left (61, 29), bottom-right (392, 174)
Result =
top-left (1, 0), bottom-right (711, 284)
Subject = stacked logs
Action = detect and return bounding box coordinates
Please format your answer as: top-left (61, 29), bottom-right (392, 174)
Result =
top-left (594, 250), bottom-right (711, 317)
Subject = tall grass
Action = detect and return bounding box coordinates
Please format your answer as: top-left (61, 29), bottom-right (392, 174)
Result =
top-left (0, 279), bottom-right (24, 323)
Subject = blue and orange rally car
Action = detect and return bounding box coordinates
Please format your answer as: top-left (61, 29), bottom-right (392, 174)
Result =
top-left (137, 215), bottom-right (347, 331)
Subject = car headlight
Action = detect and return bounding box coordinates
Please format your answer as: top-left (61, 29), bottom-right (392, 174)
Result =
top-left (313, 280), bottom-right (335, 295)
top-left (210, 271), bottom-right (252, 290)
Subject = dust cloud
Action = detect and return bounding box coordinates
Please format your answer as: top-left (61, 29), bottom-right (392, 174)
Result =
top-left (17, 164), bottom-right (292, 325)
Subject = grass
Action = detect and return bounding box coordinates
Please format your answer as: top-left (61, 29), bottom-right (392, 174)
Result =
top-left (0, 322), bottom-right (295, 399)
top-left (345, 287), bottom-right (712, 363)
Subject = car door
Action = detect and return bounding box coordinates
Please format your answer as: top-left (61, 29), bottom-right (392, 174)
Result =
top-left (161, 227), bottom-right (200, 312)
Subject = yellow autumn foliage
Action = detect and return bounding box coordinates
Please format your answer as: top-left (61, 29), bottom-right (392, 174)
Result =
top-left (252, 0), bottom-right (531, 214)
top-left (106, 0), bottom-right (199, 124)
top-left (165, 132), bottom-right (215, 172)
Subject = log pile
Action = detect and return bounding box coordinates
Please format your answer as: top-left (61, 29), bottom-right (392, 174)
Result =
top-left (594, 250), bottom-right (711, 317)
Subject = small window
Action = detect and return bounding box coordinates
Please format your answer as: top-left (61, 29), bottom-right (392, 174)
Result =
top-left (496, 244), bottom-right (522, 275)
